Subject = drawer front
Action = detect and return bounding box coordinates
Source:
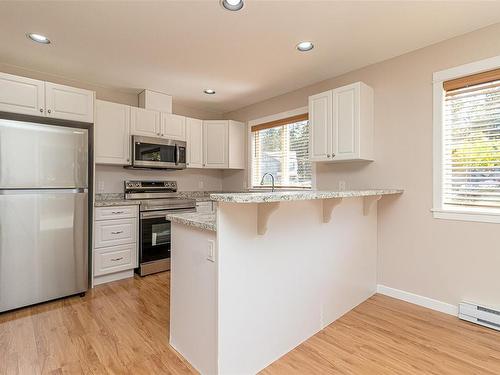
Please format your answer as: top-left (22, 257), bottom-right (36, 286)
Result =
top-left (94, 218), bottom-right (137, 248)
top-left (94, 243), bottom-right (136, 276)
top-left (95, 205), bottom-right (137, 221)
top-left (196, 201), bottom-right (213, 213)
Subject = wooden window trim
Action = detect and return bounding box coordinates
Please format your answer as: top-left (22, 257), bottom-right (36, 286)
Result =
top-left (250, 113), bottom-right (308, 132)
top-left (443, 68), bottom-right (500, 92)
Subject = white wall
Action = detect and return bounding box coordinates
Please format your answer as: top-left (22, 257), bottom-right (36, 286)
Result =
top-left (222, 23), bottom-right (500, 308)
top-left (95, 165), bottom-right (223, 193)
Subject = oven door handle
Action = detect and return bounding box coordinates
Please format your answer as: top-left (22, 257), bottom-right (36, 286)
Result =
top-left (140, 208), bottom-right (195, 219)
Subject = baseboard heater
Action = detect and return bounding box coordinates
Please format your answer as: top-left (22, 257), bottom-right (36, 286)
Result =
top-left (459, 301), bottom-right (500, 331)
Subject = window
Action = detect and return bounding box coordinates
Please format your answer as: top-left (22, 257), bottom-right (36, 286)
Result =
top-left (433, 59), bottom-right (500, 223)
top-left (251, 113), bottom-right (312, 189)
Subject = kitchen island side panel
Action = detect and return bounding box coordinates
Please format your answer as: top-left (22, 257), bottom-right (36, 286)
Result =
top-left (216, 198), bottom-right (377, 375)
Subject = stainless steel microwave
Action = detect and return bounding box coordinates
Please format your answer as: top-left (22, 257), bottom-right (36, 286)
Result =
top-left (131, 135), bottom-right (186, 169)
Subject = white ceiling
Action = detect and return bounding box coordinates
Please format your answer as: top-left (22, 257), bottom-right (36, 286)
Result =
top-left (1, 1), bottom-right (500, 114)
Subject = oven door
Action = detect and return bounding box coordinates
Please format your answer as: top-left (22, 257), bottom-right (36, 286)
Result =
top-left (139, 209), bottom-right (194, 265)
top-left (132, 135), bottom-right (186, 169)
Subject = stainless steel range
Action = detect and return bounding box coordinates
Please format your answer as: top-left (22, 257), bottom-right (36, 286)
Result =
top-left (125, 180), bottom-right (195, 276)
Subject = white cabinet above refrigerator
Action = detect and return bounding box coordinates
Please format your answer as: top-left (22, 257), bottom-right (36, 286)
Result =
top-left (0, 72), bottom-right (94, 123)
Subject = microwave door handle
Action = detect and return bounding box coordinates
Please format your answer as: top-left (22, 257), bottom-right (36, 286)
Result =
top-left (175, 144), bottom-right (180, 165)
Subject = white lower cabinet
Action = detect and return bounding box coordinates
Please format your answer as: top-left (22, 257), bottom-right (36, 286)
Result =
top-left (94, 205), bottom-right (137, 220)
top-left (94, 243), bottom-right (136, 277)
top-left (196, 201), bottom-right (214, 213)
top-left (94, 217), bottom-right (137, 248)
top-left (93, 205), bottom-right (138, 285)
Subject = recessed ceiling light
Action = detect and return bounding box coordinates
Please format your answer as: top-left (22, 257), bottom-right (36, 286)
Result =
top-left (26, 33), bottom-right (51, 44)
top-left (296, 41), bottom-right (314, 52)
top-left (204, 89), bottom-right (216, 95)
top-left (220, 0), bottom-right (244, 11)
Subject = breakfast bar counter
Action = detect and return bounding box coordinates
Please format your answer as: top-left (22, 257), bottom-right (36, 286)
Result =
top-left (169, 189), bottom-right (402, 375)
top-left (209, 189), bottom-right (403, 203)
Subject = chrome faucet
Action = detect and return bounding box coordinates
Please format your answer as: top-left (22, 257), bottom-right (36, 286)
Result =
top-left (260, 173), bottom-right (275, 192)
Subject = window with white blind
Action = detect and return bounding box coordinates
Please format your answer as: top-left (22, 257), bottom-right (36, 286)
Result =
top-left (251, 113), bottom-right (312, 189)
top-left (433, 60), bottom-right (500, 223)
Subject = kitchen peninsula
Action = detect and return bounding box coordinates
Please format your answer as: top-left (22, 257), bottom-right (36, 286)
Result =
top-left (168, 189), bottom-right (402, 375)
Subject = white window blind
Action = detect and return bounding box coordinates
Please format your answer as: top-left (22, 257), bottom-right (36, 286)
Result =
top-left (443, 79), bottom-right (500, 209)
top-left (251, 115), bottom-right (311, 188)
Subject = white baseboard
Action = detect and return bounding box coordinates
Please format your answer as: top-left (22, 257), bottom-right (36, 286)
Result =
top-left (377, 284), bottom-right (458, 316)
top-left (93, 269), bottom-right (134, 286)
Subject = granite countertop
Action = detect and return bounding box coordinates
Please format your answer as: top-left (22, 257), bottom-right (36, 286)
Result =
top-left (94, 193), bottom-right (140, 207)
top-left (177, 191), bottom-right (211, 202)
top-left (177, 190), bottom-right (247, 202)
top-left (93, 190), bottom-right (232, 207)
top-left (166, 212), bottom-right (216, 232)
top-left (209, 189), bottom-right (404, 203)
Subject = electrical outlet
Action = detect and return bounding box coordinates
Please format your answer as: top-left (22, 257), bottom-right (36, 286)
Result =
top-left (338, 180), bottom-right (346, 191)
top-left (207, 240), bottom-right (215, 262)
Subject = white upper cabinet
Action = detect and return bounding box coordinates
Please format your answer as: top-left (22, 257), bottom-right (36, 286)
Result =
top-left (190, 119), bottom-right (245, 169)
top-left (139, 89), bottom-right (172, 113)
top-left (309, 90), bottom-right (332, 161)
top-left (95, 100), bottom-right (131, 165)
top-left (309, 82), bottom-right (373, 162)
top-left (0, 72), bottom-right (45, 116)
top-left (228, 120), bottom-right (246, 169)
top-left (203, 120), bottom-right (228, 168)
top-left (186, 117), bottom-right (203, 168)
top-left (0, 72), bottom-right (94, 122)
top-left (130, 107), bottom-right (160, 137)
top-left (45, 82), bottom-right (94, 123)
top-left (160, 113), bottom-right (185, 140)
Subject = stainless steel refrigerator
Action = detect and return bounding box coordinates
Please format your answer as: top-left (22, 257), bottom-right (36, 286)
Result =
top-left (0, 116), bottom-right (90, 312)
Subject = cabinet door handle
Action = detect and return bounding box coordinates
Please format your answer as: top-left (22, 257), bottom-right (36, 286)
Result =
top-left (111, 211), bottom-right (124, 214)
top-left (47, 109), bottom-right (51, 114)
top-left (110, 257), bottom-right (123, 262)
top-left (111, 231), bottom-right (124, 235)
top-left (331, 153), bottom-right (336, 158)
top-left (39, 108), bottom-right (44, 113)
top-left (327, 154), bottom-right (331, 158)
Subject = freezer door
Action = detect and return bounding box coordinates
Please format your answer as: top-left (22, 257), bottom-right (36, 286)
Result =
top-left (0, 189), bottom-right (88, 312)
top-left (0, 119), bottom-right (88, 188)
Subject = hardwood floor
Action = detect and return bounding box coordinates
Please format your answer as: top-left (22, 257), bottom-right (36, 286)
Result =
top-left (1, 273), bottom-right (499, 375)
